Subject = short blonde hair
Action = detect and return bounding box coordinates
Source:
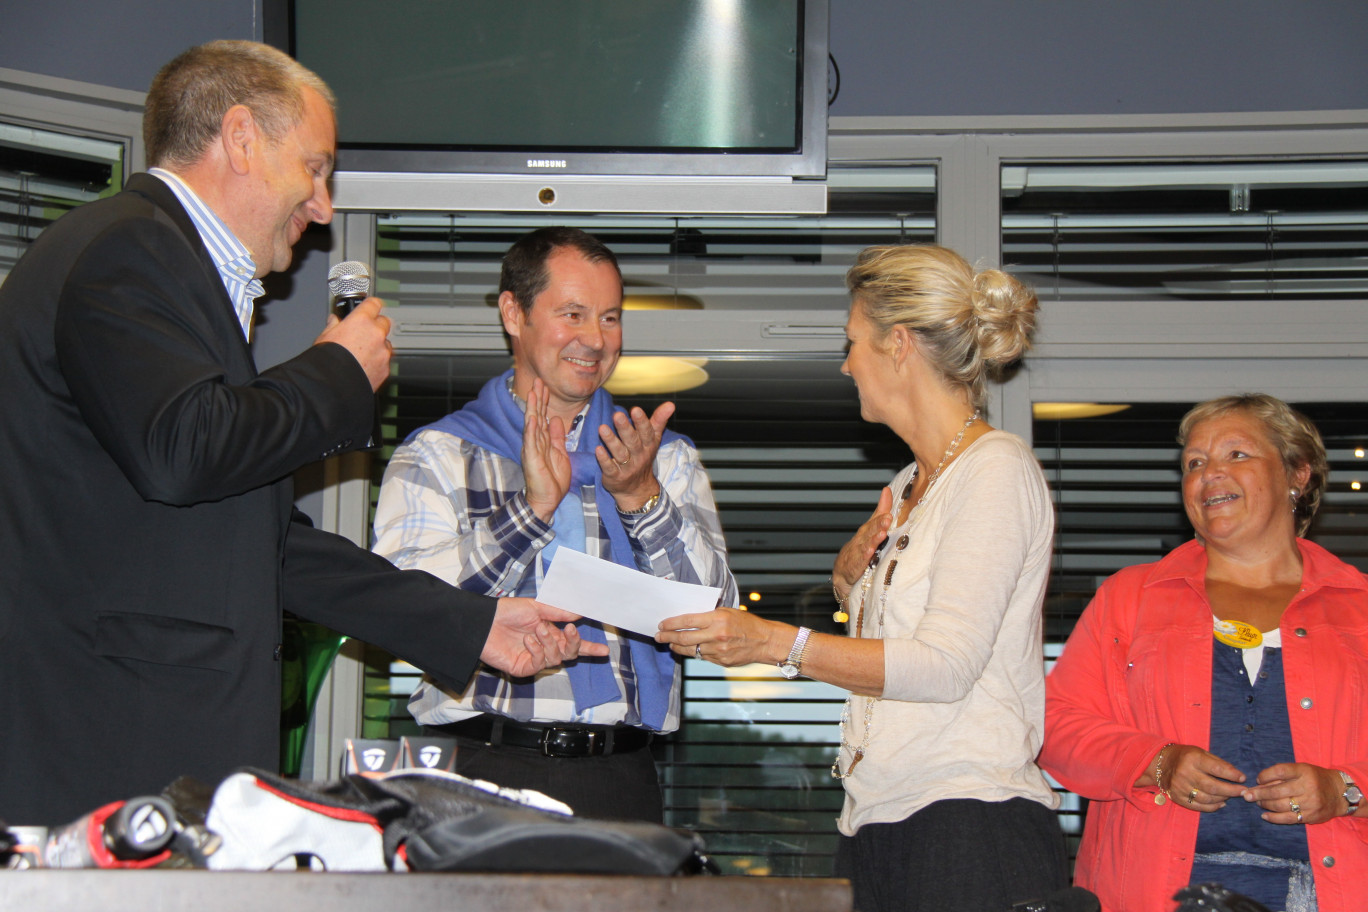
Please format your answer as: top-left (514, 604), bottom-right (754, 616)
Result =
top-left (144, 40), bottom-right (335, 168)
top-left (845, 244), bottom-right (1038, 412)
top-left (1177, 393), bottom-right (1329, 536)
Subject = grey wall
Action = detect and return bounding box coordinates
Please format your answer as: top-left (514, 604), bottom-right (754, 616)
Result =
top-left (827, 0), bottom-right (1368, 117)
top-left (6, 1), bottom-right (1368, 116)
top-left (1, 0), bottom-right (259, 93)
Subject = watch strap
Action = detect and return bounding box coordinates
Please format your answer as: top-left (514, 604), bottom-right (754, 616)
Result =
top-left (781, 626), bottom-right (812, 675)
top-left (1341, 770), bottom-right (1362, 814)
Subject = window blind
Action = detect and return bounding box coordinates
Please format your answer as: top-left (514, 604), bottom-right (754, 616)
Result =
top-left (1002, 160), bottom-right (1368, 302)
top-left (0, 122), bottom-right (123, 284)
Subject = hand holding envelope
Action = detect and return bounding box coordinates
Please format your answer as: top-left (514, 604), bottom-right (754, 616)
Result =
top-left (536, 548), bottom-right (722, 637)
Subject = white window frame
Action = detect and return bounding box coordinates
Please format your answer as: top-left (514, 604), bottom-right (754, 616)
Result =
top-left (0, 67), bottom-right (144, 173)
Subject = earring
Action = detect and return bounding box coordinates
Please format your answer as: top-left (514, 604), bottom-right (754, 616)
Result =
top-left (1289, 488), bottom-right (1300, 510)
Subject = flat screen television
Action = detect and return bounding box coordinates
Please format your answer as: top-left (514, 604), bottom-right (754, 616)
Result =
top-left (269, 0), bottom-right (827, 180)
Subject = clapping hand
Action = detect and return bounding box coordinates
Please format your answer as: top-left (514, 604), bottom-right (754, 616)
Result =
top-left (521, 378), bottom-right (571, 522)
top-left (598, 402), bottom-right (673, 513)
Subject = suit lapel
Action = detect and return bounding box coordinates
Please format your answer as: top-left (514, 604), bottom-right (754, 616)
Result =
top-left (124, 173), bottom-right (259, 379)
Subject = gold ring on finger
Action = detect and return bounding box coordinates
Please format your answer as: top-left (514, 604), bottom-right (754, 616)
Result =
top-left (1188, 788), bottom-right (1198, 805)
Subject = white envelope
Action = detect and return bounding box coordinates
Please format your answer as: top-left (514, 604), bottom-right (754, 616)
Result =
top-left (537, 547), bottom-right (721, 637)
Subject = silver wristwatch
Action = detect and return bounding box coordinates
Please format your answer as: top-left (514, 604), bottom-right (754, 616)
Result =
top-left (1341, 770), bottom-right (1362, 815)
top-left (779, 627), bottom-right (812, 679)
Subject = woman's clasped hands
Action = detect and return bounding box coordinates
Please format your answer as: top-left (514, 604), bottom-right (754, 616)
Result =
top-left (1153, 743), bottom-right (1347, 825)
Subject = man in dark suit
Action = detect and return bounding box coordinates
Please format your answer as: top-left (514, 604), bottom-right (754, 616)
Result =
top-left (0, 40), bottom-right (605, 826)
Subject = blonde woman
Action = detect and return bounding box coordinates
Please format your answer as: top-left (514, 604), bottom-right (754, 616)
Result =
top-left (658, 245), bottom-right (1067, 912)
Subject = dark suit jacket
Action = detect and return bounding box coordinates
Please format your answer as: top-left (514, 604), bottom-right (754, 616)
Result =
top-left (0, 173), bottom-right (495, 824)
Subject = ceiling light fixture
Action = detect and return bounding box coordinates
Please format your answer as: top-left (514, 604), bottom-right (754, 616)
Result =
top-left (604, 356), bottom-right (710, 396)
top-left (1032, 403), bottom-right (1131, 421)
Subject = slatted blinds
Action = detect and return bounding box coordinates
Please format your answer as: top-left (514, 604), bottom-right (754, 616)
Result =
top-left (1002, 161), bottom-right (1368, 301)
top-left (0, 122), bottom-right (124, 284)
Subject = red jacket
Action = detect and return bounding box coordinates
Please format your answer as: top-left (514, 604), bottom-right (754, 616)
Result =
top-left (1042, 538), bottom-right (1368, 912)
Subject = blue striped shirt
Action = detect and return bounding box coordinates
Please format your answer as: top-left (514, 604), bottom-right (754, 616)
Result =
top-left (148, 168), bottom-right (263, 340)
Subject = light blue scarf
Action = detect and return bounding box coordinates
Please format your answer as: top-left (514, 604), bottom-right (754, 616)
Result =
top-left (411, 370), bottom-right (679, 730)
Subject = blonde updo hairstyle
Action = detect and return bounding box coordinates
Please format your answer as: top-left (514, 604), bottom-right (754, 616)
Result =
top-left (1177, 393), bottom-right (1328, 537)
top-left (845, 244), bottom-right (1039, 412)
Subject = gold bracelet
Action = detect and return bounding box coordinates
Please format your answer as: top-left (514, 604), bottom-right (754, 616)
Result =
top-left (619, 492), bottom-right (659, 515)
top-left (1153, 742), bottom-right (1176, 805)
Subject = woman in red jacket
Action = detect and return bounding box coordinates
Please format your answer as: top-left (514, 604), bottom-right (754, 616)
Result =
top-left (1042, 394), bottom-right (1368, 912)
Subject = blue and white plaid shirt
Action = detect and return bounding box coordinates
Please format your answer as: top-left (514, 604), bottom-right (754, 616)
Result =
top-left (373, 383), bottom-right (737, 733)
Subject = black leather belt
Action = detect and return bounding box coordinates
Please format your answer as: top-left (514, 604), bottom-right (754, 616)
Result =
top-left (428, 715), bottom-right (653, 758)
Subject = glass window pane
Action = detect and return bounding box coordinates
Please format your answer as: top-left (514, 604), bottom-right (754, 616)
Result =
top-left (1002, 161), bottom-right (1368, 302)
top-left (0, 122), bottom-right (124, 283)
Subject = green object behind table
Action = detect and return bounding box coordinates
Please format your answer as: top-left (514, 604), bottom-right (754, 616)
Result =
top-left (280, 617), bottom-right (347, 777)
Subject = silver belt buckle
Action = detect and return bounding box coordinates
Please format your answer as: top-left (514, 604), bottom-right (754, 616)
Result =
top-left (538, 726), bottom-right (607, 757)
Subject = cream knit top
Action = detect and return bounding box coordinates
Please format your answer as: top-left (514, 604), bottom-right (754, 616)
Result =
top-left (837, 430), bottom-right (1059, 836)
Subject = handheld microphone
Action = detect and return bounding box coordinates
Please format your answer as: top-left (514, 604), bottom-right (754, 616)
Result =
top-left (326, 259), bottom-right (383, 451)
top-left (327, 260), bottom-right (371, 317)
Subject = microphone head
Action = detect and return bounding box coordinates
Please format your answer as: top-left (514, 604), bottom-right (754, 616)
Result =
top-left (327, 260), bottom-right (371, 300)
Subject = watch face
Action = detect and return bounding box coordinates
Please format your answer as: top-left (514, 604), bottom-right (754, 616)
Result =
top-left (1348, 785), bottom-right (1363, 804)
top-left (779, 664), bottom-right (799, 679)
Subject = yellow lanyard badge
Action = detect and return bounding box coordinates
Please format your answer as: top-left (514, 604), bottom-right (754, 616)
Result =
top-left (1213, 618), bottom-right (1263, 649)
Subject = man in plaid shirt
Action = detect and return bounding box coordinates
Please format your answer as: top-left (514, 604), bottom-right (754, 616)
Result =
top-left (374, 227), bottom-right (737, 821)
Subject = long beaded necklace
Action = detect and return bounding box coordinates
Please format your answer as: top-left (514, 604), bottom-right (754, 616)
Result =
top-left (831, 411), bottom-right (980, 780)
